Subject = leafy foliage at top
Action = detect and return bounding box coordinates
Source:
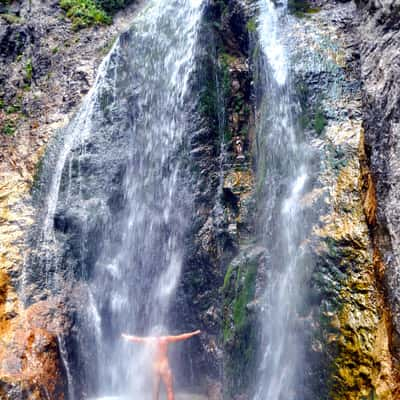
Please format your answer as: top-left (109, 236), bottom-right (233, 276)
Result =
top-left (60, 0), bottom-right (111, 30)
top-left (60, 0), bottom-right (135, 30)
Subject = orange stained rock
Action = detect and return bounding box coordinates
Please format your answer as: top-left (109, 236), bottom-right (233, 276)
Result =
top-left (359, 130), bottom-right (377, 226)
top-left (0, 298), bottom-right (68, 399)
top-left (223, 170), bottom-right (254, 194)
top-left (311, 122), bottom-right (399, 400)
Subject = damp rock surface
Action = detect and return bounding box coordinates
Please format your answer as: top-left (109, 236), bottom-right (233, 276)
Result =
top-left (357, 0), bottom-right (400, 360)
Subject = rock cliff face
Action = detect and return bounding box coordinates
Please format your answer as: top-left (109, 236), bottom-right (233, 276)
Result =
top-left (357, 0), bottom-right (400, 365)
top-left (0, 0), bottom-right (400, 399)
top-left (287, 2), bottom-right (395, 398)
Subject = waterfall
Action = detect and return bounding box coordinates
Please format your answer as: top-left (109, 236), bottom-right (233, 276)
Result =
top-left (254, 1), bottom-right (311, 399)
top-left (35, 0), bottom-right (205, 398)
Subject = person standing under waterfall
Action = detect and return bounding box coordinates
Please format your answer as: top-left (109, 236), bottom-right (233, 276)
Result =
top-left (122, 328), bottom-right (201, 400)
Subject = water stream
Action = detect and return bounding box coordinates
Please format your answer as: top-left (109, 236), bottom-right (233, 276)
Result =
top-left (31, 0), bottom-right (315, 398)
top-left (36, 0), bottom-right (205, 398)
top-left (254, 1), bottom-right (310, 399)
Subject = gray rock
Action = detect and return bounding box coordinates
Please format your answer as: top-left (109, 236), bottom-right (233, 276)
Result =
top-left (358, 0), bottom-right (400, 355)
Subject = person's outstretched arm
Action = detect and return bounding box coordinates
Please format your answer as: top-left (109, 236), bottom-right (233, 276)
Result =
top-left (166, 330), bottom-right (201, 343)
top-left (121, 333), bottom-right (153, 343)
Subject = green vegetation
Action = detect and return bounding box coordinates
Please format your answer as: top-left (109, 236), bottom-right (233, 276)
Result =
top-left (25, 59), bottom-right (33, 82)
top-left (60, 0), bottom-right (111, 30)
top-left (32, 157), bottom-right (44, 190)
top-left (325, 143), bottom-right (348, 173)
top-left (198, 52), bottom-right (229, 127)
top-left (52, 46), bottom-right (59, 54)
top-left (299, 114), bottom-right (310, 129)
top-left (220, 52), bottom-right (237, 66)
top-left (219, 53), bottom-right (231, 96)
top-left (1, 94), bottom-right (24, 136)
top-left (224, 129), bottom-right (233, 143)
top-left (0, 13), bottom-right (23, 24)
top-left (222, 264), bottom-right (235, 291)
top-left (59, 0), bottom-right (135, 30)
top-left (232, 93), bottom-right (244, 113)
top-left (221, 257), bottom-right (259, 397)
top-left (199, 79), bottom-right (218, 123)
top-left (23, 59), bottom-right (33, 90)
top-left (288, 0), bottom-right (320, 17)
top-left (314, 109), bottom-right (327, 135)
top-left (295, 80), bottom-right (327, 135)
top-left (222, 260), bottom-right (258, 337)
top-left (232, 263), bottom-right (257, 329)
top-left (6, 104), bottom-right (21, 114)
top-left (246, 18), bottom-right (256, 33)
top-left (297, 107), bottom-right (326, 135)
top-left (2, 120), bottom-right (16, 136)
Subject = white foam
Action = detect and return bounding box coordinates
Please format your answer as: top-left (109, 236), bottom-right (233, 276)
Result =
top-left (257, 0), bottom-right (288, 85)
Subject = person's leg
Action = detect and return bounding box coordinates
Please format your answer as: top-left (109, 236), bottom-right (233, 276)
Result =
top-left (161, 368), bottom-right (175, 400)
top-left (153, 373), bottom-right (161, 400)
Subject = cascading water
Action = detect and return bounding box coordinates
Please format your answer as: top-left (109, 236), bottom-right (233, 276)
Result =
top-left (254, 1), bottom-right (311, 399)
top-left (34, 0), bottom-right (205, 398)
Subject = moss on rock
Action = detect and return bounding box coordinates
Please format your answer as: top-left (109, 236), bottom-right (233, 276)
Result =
top-left (311, 125), bottom-right (397, 400)
top-left (221, 248), bottom-right (263, 398)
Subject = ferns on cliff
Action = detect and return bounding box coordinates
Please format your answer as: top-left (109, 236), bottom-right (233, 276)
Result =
top-left (60, 0), bottom-right (111, 30)
top-left (60, 0), bottom-right (137, 30)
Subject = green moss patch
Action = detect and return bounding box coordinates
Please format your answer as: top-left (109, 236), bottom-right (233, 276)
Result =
top-left (25, 60), bottom-right (32, 80)
top-left (221, 252), bottom-right (261, 397)
top-left (246, 18), bottom-right (256, 33)
top-left (0, 13), bottom-right (23, 24)
top-left (60, 0), bottom-right (111, 30)
top-left (2, 119), bottom-right (16, 136)
top-left (313, 109), bottom-right (327, 135)
top-left (288, 0), bottom-right (320, 17)
top-left (232, 262), bottom-right (257, 329)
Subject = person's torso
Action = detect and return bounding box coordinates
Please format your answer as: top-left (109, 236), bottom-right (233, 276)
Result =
top-left (152, 338), bottom-right (170, 372)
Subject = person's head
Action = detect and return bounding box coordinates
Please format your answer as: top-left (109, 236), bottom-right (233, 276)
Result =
top-left (151, 324), bottom-right (167, 337)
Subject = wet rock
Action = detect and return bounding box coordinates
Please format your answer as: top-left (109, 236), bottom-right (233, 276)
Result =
top-left (220, 246), bottom-right (265, 398)
top-left (357, 0), bottom-right (400, 362)
top-left (167, 0), bottom-right (258, 391)
top-left (288, 1), bottom-right (399, 398)
top-left (0, 298), bottom-right (70, 399)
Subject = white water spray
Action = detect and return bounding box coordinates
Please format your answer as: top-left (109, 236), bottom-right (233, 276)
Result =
top-left (254, 1), bottom-right (310, 399)
top-left (38, 0), bottom-right (205, 398)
